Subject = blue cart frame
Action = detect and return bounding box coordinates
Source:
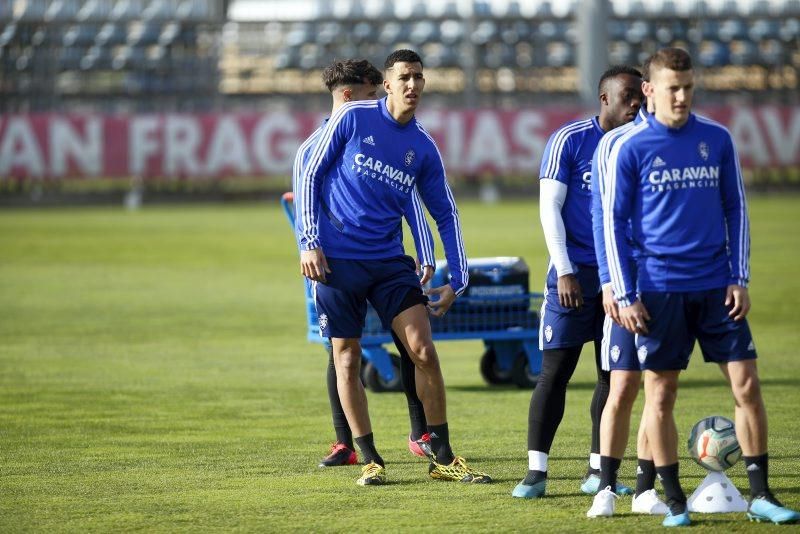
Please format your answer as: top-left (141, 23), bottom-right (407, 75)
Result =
top-left (282, 192), bottom-right (544, 390)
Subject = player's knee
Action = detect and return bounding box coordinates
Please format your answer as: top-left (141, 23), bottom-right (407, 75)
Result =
top-left (648, 382), bottom-right (677, 412)
top-left (410, 341), bottom-right (439, 370)
top-left (334, 346), bottom-right (361, 376)
top-left (609, 379), bottom-right (639, 407)
top-left (732, 374), bottom-right (762, 407)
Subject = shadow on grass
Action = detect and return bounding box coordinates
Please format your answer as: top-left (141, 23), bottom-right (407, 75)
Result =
top-left (448, 377), bottom-right (800, 393)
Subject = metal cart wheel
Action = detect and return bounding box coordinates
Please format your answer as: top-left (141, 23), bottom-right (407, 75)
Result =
top-left (480, 347), bottom-right (514, 385)
top-left (512, 352), bottom-right (539, 388)
top-left (363, 353), bottom-right (403, 392)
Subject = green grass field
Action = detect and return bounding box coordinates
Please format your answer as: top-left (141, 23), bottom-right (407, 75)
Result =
top-left (1, 197), bottom-right (799, 532)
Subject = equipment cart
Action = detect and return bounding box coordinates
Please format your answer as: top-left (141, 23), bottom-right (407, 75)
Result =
top-left (281, 192), bottom-right (544, 391)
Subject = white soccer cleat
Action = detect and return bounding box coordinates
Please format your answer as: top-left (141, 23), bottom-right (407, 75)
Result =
top-left (632, 488), bottom-right (670, 515)
top-left (587, 486), bottom-right (618, 518)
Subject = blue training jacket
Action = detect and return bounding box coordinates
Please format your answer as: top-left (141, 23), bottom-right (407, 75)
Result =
top-left (591, 108), bottom-right (649, 286)
top-left (292, 122), bottom-right (435, 269)
top-left (603, 113), bottom-right (750, 306)
top-left (539, 116), bottom-right (605, 267)
top-left (295, 97), bottom-right (468, 296)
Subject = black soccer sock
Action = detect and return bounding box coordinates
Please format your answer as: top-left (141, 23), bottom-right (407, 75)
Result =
top-left (326, 348), bottom-right (353, 449)
top-left (527, 346), bottom-right (582, 452)
top-left (590, 337), bottom-right (610, 457)
top-left (427, 422), bottom-right (454, 465)
top-left (354, 433), bottom-right (384, 467)
top-left (744, 453), bottom-right (771, 499)
top-left (522, 469), bottom-right (547, 485)
top-left (392, 331), bottom-right (427, 441)
top-left (635, 458), bottom-right (657, 497)
top-left (656, 463), bottom-right (687, 515)
top-left (599, 456), bottom-right (621, 491)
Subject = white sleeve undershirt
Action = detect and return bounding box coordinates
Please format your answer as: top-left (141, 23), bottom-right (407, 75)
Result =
top-left (539, 178), bottom-right (573, 276)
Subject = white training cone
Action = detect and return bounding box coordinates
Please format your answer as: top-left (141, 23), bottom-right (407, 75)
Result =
top-left (687, 471), bottom-right (748, 513)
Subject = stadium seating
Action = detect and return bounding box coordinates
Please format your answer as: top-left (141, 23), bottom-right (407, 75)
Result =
top-left (0, 0), bottom-right (798, 110)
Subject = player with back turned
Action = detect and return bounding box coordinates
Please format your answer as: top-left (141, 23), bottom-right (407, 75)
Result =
top-left (512, 66), bottom-right (643, 500)
top-left (603, 47), bottom-right (800, 526)
top-left (296, 49), bottom-right (491, 486)
top-left (291, 58), bottom-right (435, 468)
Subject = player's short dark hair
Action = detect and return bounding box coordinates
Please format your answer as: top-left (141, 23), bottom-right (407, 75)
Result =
top-left (647, 47), bottom-right (693, 75)
top-left (597, 65), bottom-right (643, 95)
top-left (321, 59), bottom-right (382, 92)
top-left (384, 49), bottom-right (423, 70)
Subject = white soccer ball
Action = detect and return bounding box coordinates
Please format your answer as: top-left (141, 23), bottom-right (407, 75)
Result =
top-left (687, 415), bottom-right (742, 472)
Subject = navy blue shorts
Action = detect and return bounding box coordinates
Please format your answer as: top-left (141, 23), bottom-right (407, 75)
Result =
top-left (313, 255), bottom-right (426, 338)
top-left (600, 316), bottom-right (639, 371)
top-left (539, 263), bottom-right (604, 350)
top-left (635, 288), bottom-right (757, 371)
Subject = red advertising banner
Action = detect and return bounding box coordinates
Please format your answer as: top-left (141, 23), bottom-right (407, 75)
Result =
top-left (0, 107), bottom-right (798, 179)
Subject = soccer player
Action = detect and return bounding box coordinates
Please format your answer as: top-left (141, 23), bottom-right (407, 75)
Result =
top-left (512, 66), bottom-right (643, 499)
top-left (291, 59), bottom-right (436, 468)
top-left (603, 47), bottom-right (800, 526)
top-left (295, 49), bottom-right (491, 486)
top-left (586, 62), bottom-right (669, 518)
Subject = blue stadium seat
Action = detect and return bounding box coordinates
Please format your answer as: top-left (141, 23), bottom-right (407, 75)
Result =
top-left (471, 20), bottom-right (497, 45)
top-left (45, 0), bottom-right (80, 21)
top-left (80, 45), bottom-right (113, 70)
top-left (176, 0), bottom-right (210, 21)
top-left (96, 23), bottom-right (126, 46)
top-left (698, 40), bottom-right (730, 67)
top-left (500, 21), bottom-right (530, 45)
top-left (143, 0), bottom-right (175, 21)
top-left (0, 23), bottom-right (16, 47)
top-left (77, 0), bottom-right (111, 22)
top-left (779, 19), bottom-right (799, 42)
top-left (352, 22), bottom-right (372, 45)
top-left (158, 22), bottom-right (181, 46)
top-left (439, 20), bottom-right (464, 45)
top-left (109, 0), bottom-right (141, 21)
top-left (410, 21), bottom-right (438, 46)
top-left (545, 41), bottom-right (573, 67)
top-left (13, 0), bottom-right (45, 21)
top-left (514, 42), bottom-right (535, 68)
top-left (729, 39), bottom-right (759, 65)
top-left (128, 22), bottom-right (162, 46)
top-left (315, 21), bottom-right (340, 46)
top-left (378, 22), bottom-right (403, 45)
top-left (749, 19), bottom-right (780, 41)
top-left (285, 22), bottom-right (312, 48)
top-left (625, 21), bottom-right (651, 44)
top-left (63, 24), bottom-right (98, 46)
top-left (758, 39), bottom-right (785, 65)
top-left (718, 19), bottom-right (748, 42)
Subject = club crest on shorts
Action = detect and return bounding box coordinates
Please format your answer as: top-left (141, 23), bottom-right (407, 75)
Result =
top-left (637, 344), bottom-right (648, 364)
top-left (544, 325), bottom-right (553, 342)
top-left (610, 345), bottom-right (621, 363)
top-left (698, 141), bottom-right (709, 161)
top-left (404, 149), bottom-right (415, 167)
top-left (318, 313), bottom-right (328, 332)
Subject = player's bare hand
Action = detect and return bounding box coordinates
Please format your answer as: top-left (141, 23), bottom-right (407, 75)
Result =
top-left (419, 265), bottom-right (434, 285)
top-left (602, 284), bottom-right (621, 325)
top-left (725, 284), bottom-right (750, 321)
top-left (557, 273), bottom-right (583, 309)
top-left (619, 300), bottom-right (651, 334)
top-left (300, 248), bottom-right (331, 283)
top-left (426, 284), bottom-right (456, 317)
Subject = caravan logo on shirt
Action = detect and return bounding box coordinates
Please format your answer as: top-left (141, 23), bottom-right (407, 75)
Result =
top-left (647, 164), bottom-right (720, 192)
top-left (353, 153), bottom-right (416, 194)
